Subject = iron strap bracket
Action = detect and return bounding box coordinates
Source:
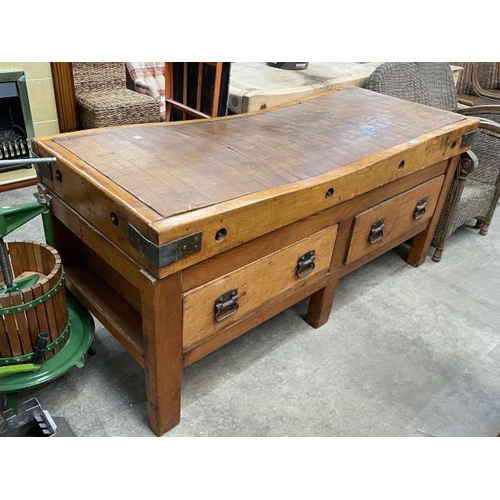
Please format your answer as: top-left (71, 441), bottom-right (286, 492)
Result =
top-left (36, 161), bottom-right (53, 180)
top-left (129, 224), bottom-right (202, 268)
top-left (460, 130), bottom-right (478, 149)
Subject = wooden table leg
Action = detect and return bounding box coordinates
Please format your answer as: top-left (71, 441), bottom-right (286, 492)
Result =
top-left (406, 156), bottom-right (461, 268)
top-left (405, 230), bottom-right (434, 268)
top-left (140, 271), bottom-right (183, 436)
top-left (304, 219), bottom-right (348, 328)
top-left (305, 280), bottom-right (338, 329)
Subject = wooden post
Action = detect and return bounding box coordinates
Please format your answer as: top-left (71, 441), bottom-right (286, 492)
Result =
top-left (140, 271), bottom-right (183, 436)
top-left (208, 62), bottom-right (223, 117)
top-left (406, 156), bottom-right (460, 267)
top-left (164, 62), bottom-right (174, 122)
top-left (50, 62), bottom-right (79, 132)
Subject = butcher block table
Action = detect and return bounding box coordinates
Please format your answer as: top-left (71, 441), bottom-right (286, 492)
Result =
top-left (33, 87), bottom-right (478, 435)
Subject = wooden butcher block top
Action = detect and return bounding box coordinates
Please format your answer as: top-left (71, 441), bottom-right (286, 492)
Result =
top-left (34, 87), bottom-right (478, 277)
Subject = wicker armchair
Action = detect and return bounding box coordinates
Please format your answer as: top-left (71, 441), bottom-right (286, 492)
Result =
top-left (452, 62), bottom-right (500, 106)
top-left (72, 62), bottom-right (162, 129)
top-left (365, 62), bottom-right (500, 262)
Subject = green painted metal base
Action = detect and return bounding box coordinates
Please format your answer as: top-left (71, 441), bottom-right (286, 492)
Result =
top-left (0, 297), bottom-right (95, 397)
top-left (0, 273), bottom-right (40, 296)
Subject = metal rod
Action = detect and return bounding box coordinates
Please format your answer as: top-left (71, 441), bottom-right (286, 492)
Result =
top-left (36, 184), bottom-right (55, 247)
top-left (0, 157), bottom-right (56, 168)
top-left (0, 238), bottom-right (14, 288)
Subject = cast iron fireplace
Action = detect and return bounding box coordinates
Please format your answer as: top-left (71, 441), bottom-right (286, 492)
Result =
top-left (0, 71), bottom-right (34, 172)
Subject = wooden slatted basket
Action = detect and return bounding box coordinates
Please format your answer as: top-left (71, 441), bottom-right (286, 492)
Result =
top-left (0, 241), bottom-right (69, 365)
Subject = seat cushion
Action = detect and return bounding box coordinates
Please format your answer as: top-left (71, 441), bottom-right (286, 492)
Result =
top-left (77, 88), bottom-right (162, 128)
top-left (126, 62), bottom-right (166, 119)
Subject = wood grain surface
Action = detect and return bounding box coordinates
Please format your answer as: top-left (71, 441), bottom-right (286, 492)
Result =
top-left (182, 225), bottom-right (338, 350)
top-left (47, 87), bottom-right (470, 219)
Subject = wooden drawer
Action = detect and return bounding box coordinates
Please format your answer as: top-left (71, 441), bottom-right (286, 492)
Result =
top-left (182, 225), bottom-right (338, 350)
top-left (345, 175), bottom-right (445, 265)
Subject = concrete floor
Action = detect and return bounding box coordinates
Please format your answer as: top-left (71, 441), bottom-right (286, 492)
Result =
top-left (1, 185), bottom-right (499, 437)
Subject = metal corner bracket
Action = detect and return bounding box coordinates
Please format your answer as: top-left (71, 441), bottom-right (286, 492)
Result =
top-left (460, 130), bottom-right (478, 149)
top-left (128, 224), bottom-right (202, 268)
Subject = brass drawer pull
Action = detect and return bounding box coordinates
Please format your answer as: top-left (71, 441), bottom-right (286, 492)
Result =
top-left (296, 250), bottom-right (316, 278)
top-left (214, 289), bottom-right (239, 322)
top-left (414, 197), bottom-right (428, 220)
top-left (369, 219), bottom-right (385, 244)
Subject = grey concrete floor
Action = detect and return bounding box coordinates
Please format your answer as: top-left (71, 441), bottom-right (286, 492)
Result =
top-left (1, 185), bottom-right (499, 437)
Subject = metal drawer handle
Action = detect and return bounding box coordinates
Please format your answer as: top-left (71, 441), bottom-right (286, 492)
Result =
top-left (214, 289), bottom-right (239, 322)
top-left (296, 250), bottom-right (316, 278)
top-left (414, 197), bottom-right (428, 220)
top-left (369, 219), bottom-right (385, 244)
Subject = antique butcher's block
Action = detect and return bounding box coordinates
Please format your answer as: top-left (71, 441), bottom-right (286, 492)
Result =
top-left (33, 87), bottom-right (478, 435)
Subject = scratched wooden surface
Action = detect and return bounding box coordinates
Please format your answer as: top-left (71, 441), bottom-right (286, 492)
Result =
top-left (52, 87), bottom-right (466, 218)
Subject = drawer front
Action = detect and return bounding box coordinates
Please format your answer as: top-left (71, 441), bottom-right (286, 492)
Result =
top-left (182, 225), bottom-right (338, 350)
top-left (345, 175), bottom-right (444, 265)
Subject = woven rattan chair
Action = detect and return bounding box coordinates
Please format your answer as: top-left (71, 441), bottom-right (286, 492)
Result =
top-left (365, 62), bottom-right (500, 262)
top-left (452, 62), bottom-right (500, 106)
top-left (72, 62), bottom-right (162, 129)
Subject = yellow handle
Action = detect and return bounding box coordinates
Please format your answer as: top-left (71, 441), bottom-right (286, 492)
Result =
top-left (0, 363), bottom-right (40, 377)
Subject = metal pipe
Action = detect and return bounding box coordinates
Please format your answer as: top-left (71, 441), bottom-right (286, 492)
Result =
top-left (0, 157), bottom-right (56, 167)
top-left (36, 184), bottom-right (55, 246)
top-left (42, 209), bottom-right (54, 247)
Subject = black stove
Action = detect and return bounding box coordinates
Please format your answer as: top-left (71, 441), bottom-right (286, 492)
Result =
top-left (0, 71), bottom-right (34, 172)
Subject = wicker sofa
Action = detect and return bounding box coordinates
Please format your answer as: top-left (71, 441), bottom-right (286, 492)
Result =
top-left (72, 62), bottom-right (162, 129)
